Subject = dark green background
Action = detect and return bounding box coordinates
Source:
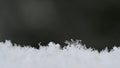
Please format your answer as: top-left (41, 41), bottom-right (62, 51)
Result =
top-left (0, 0), bottom-right (120, 50)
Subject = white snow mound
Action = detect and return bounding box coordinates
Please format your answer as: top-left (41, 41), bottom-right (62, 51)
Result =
top-left (0, 40), bottom-right (120, 68)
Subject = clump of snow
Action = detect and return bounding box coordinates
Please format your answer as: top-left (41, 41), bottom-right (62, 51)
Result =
top-left (0, 40), bottom-right (120, 68)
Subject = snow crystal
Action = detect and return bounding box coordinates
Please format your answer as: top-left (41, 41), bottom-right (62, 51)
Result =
top-left (0, 40), bottom-right (120, 68)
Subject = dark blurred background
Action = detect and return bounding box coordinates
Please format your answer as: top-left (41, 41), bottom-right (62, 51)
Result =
top-left (0, 0), bottom-right (120, 50)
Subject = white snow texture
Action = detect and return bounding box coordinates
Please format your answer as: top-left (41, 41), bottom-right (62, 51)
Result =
top-left (0, 40), bottom-right (120, 68)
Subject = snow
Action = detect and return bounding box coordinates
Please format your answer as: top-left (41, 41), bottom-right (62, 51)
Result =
top-left (0, 40), bottom-right (120, 68)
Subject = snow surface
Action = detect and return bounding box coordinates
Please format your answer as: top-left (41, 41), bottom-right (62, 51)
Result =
top-left (0, 40), bottom-right (120, 68)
